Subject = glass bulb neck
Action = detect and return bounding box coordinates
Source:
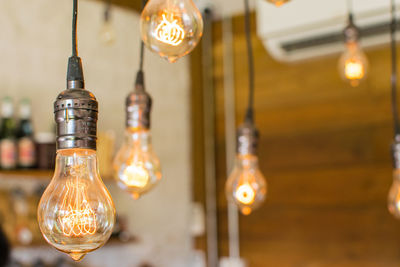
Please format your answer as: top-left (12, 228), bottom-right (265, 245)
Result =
top-left (236, 154), bottom-right (259, 169)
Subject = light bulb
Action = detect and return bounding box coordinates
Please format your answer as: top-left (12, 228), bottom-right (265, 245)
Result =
top-left (113, 71), bottom-right (161, 199)
top-left (266, 0), bottom-right (290, 7)
top-left (140, 0), bottom-right (203, 63)
top-left (99, 21), bottom-right (116, 45)
top-left (338, 42), bottom-right (368, 87)
top-left (38, 149), bottom-right (115, 261)
top-left (226, 154), bottom-right (267, 215)
top-left (388, 169), bottom-right (400, 218)
top-left (114, 128), bottom-right (161, 200)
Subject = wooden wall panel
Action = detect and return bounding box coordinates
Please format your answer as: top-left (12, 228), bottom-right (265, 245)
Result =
top-left (208, 14), bottom-right (400, 266)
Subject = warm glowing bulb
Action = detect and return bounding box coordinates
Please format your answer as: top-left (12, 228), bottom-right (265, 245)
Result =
top-left (140, 0), bottom-right (203, 63)
top-left (388, 169), bottom-right (400, 218)
top-left (155, 13), bottom-right (185, 46)
top-left (121, 163), bottom-right (150, 188)
top-left (338, 42), bottom-right (368, 87)
top-left (38, 149), bottom-right (115, 261)
top-left (99, 21), bottom-right (116, 46)
top-left (266, 0), bottom-right (291, 7)
top-left (226, 154), bottom-right (267, 215)
top-left (235, 183), bottom-right (256, 205)
top-left (113, 128), bottom-right (161, 200)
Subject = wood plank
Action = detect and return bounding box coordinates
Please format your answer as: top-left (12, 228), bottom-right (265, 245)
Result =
top-left (89, 0), bottom-right (142, 12)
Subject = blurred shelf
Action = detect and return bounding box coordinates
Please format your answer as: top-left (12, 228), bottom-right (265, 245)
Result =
top-left (0, 169), bottom-right (53, 180)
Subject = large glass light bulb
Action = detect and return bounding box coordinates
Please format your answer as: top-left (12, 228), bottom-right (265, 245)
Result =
top-left (38, 149), bottom-right (115, 261)
top-left (226, 154), bottom-right (267, 215)
top-left (140, 0), bottom-right (203, 63)
top-left (266, 0), bottom-right (290, 7)
top-left (113, 128), bottom-right (161, 199)
top-left (338, 41), bottom-right (368, 87)
top-left (388, 169), bottom-right (400, 218)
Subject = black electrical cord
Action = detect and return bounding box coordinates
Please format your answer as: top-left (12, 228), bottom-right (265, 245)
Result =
top-left (67, 0), bottom-right (84, 86)
top-left (104, 0), bottom-right (111, 22)
top-left (391, 0), bottom-right (400, 136)
top-left (72, 0), bottom-right (78, 57)
top-left (244, 0), bottom-right (255, 124)
top-left (139, 0), bottom-right (147, 72)
top-left (135, 0), bottom-right (147, 87)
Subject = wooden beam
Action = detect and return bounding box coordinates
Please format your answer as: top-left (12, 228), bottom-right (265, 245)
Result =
top-left (90, 0), bottom-right (142, 12)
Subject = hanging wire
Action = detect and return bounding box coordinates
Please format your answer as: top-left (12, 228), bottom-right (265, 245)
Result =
top-left (72, 0), bottom-right (78, 56)
top-left (244, 0), bottom-right (255, 123)
top-left (104, 0), bottom-right (112, 22)
top-left (139, 0), bottom-right (147, 72)
top-left (391, 0), bottom-right (400, 136)
top-left (346, 0), bottom-right (353, 15)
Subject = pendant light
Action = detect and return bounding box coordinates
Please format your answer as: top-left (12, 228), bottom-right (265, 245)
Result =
top-left (37, 0), bottom-right (116, 261)
top-left (99, 0), bottom-right (116, 45)
top-left (266, 0), bottom-right (290, 7)
top-left (113, 1), bottom-right (162, 200)
top-left (225, 0), bottom-right (267, 216)
top-left (338, 0), bottom-right (369, 87)
top-left (140, 0), bottom-right (204, 63)
top-left (387, 0), bottom-right (400, 219)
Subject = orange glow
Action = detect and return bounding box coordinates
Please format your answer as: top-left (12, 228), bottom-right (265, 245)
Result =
top-left (155, 13), bottom-right (185, 46)
top-left (59, 180), bottom-right (96, 237)
top-left (235, 183), bottom-right (256, 205)
top-left (266, 0), bottom-right (290, 7)
top-left (121, 163), bottom-right (150, 189)
top-left (344, 59), bottom-right (365, 81)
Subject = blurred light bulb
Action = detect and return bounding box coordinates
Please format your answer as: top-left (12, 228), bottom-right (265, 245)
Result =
top-left (140, 0), bottom-right (203, 63)
top-left (226, 154), bottom-right (267, 215)
top-left (388, 169), bottom-right (400, 218)
top-left (114, 128), bottom-right (161, 200)
top-left (99, 21), bottom-right (116, 45)
top-left (38, 149), bottom-right (115, 261)
top-left (266, 0), bottom-right (290, 7)
top-left (338, 42), bottom-right (368, 87)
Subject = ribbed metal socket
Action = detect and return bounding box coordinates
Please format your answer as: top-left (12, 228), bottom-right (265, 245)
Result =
top-left (126, 88), bottom-right (152, 129)
top-left (343, 15), bottom-right (360, 43)
top-left (237, 122), bottom-right (259, 156)
top-left (54, 88), bottom-right (98, 150)
top-left (393, 137), bottom-right (400, 169)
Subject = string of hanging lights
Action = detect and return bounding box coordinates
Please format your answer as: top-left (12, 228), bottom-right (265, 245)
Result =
top-left (37, 0), bottom-right (115, 261)
top-left (225, 0), bottom-right (267, 216)
top-left (338, 0), bottom-right (369, 87)
top-left (113, 0), bottom-right (162, 200)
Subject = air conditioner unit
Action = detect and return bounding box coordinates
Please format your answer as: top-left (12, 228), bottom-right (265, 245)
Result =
top-left (256, 0), bottom-right (400, 62)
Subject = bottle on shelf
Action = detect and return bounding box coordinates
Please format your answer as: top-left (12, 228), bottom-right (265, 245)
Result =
top-left (0, 97), bottom-right (17, 170)
top-left (16, 99), bottom-right (36, 169)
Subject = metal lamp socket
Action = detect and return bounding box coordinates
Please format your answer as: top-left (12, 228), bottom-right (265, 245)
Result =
top-left (237, 121), bottom-right (259, 156)
top-left (126, 85), bottom-right (152, 130)
top-left (54, 87), bottom-right (98, 150)
top-left (343, 15), bottom-right (360, 43)
top-left (393, 136), bottom-right (400, 169)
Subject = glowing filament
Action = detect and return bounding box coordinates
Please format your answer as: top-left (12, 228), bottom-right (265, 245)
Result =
top-left (345, 60), bottom-right (364, 81)
top-left (155, 13), bottom-right (185, 46)
top-left (121, 163), bottom-right (150, 189)
top-left (235, 183), bottom-right (256, 205)
top-left (59, 180), bottom-right (96, 237)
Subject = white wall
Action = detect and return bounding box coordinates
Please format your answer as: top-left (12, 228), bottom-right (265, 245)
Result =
top-left (0, 0), bottom-right (194, 266)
